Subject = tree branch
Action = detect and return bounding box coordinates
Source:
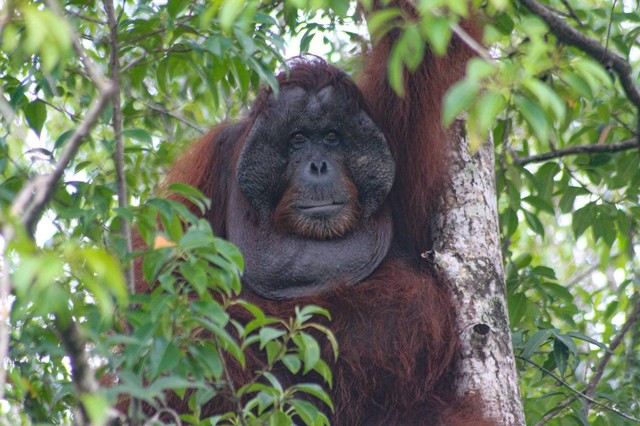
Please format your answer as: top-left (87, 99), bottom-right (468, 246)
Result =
top-left (0, 252), bottom-right (11, 401)
top-left (0, 2), bottom-right (16, 124)
top-left (517, 356), bottom-right (640, 423)
top-left (513, 138), bottom-right (638, 165)
top-left (517, 0), bottom-right (640, 107)
top-left (104, 0), bottom-right (134, 294)
top-left (52, 320), bottom-right (99, 424)
top-left (517, 0), bottom-right (640, 144)
top-left (1, 3), bottom-right (117, 422)
top-left (583, 296), bottom-right (640, 410)
top-left (534, 396), bottom-right (576, 426)
top-left (11, 87), bottom-right (114, 234)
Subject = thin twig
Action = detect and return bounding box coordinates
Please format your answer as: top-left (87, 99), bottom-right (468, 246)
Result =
top-left (119, 16), bottom-right (194, 47)
top-left (534, 396), bottom-right (577, 426)
top-left (559, 0), bottom-right (583, 26)
top-left (216, 336), bottom-right (247, 426)
top-left (142, 101), bottom-right (207, 134)
top-left (603, 0), bottom-right (618, 56)
top-left (450, 22), bottom-right (494, 63)
top-left (103, 0), bottom-right (135, 294)
top-left (583, 296), bottom-right (640, 409)
top-left (65, 8), bottom-right (106, 25)
top-left (540, 2), bottom-right (573, 20)
top-left (518, 356), bottom-right (640, 423)
top-left (532, 294), bottom-right (640, 424)
top-left (44, 0), bottom-right (109, 91)
top-left (120, 46), bottom-right (192, 74)
top-left (513, 138), bottom-right (638, 165)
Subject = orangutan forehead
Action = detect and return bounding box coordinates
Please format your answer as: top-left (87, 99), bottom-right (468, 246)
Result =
top-left (266, 85), bottom-right (351, 120)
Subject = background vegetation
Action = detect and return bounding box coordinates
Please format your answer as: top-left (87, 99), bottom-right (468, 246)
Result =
top-left (0, 0), bottom-right (638, 425)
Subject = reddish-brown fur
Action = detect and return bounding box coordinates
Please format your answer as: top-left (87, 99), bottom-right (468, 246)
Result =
top-left (152, 6), bottom-right (492, 425)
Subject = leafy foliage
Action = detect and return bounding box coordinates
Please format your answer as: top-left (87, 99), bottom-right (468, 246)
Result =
top-left (1, 0), bottom-right (640, 425)
top-left (0, 1), bottom-right (355, 424)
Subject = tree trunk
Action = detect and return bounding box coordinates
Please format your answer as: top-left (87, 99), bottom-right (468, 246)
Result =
top-left (432, 120), bottom-right (525, 425)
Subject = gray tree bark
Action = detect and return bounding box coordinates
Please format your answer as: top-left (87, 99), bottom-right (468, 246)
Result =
top-left (432, 120), bottom-right (525, 425)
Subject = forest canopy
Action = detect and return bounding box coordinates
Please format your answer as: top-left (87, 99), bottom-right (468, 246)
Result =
top-left (0, 0), bottom-right (639, 425)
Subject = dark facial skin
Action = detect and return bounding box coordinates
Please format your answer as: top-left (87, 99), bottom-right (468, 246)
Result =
top-left (273, 126), bottom-right (363, 240)
top-left (228, 85), bottom-right (396, 299)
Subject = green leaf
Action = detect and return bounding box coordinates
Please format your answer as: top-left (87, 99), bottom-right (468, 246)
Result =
top-left (269, 409), bottom-right (292, 426)
top-left (422, 16), bottom-right (451, 57)
top-left (290, 383), bottom-right (333, 410)
top-left (294, 332), bottom-right (321, 374)
top-left (388, 42), bottom-right (405, 96)
top-left (289, 399), bottom-right (323, 426)
top-left (572, 204), bottom-right (595, 239)
top-left (265, 340), bottom-right (282, 365)
top-left (179, 261), bottom-right (208, 295)
top-left (179, 225), bottom-right (215, 250)
top-left (195, 318), bottom-right (245, 367)
top-left (508, 293), bottom-right (528, 324)
top-left (566, 332), bottom-right (611, 352)
top-left (553, 333), bottom-right (578, 356)
top-left (122, 128), bottom-right (152, 143)
top-left (296, 305), bottom-right (331, 322)
top-left (167, 0), bottom-right (189, 17)
top-left (214, 238), bottom-right (244, 271)
top-left (523, 209), bottom-right (544, 237)
top-left (476, 91), bottom-right (507, 132)
top-left (521, 329), bottom-right (552, 359)
top-left (219, 1), bottom-right (244, 33)
top-left (303, 323), bottom-right (338, 362)
top-left (398, 24), bottom-right (424, 71)
top-left (299, 29), bottom-right (315, 53)
top-left (24, 100), bottom-right (47, 136)
top-left (281, 354), bottom-right (302, 374)
top-left (514, 95), bottom-right (550, 143)
top-left (574, 58), bottom-right (613, 92)
top-left (523, 78), bottom-right (566, 122)
top-left (151, 340), bottom-right (181, 378)
top-left (54, 129), bottom-right (74, 149)
top-left (367, 8), bottom-right (402, 43)
top-left (312, 359), bottom-right (333, 387)
top-left (192, 299), bottom-right (229, 327)
top-left (80, 394), bottom-right (110, 426)
top-left (563, 71), bottom-right (593, 99)
top-left (442, 79), bottom-right (480, 126)
top-left (259, 327), bottom-right (286, 350)
top-left (559, 187), bottom-right (587, 213)
top-left (262, 371), bottom-right (284, 393)
top-left (553, 338), bottom-right (569, 376)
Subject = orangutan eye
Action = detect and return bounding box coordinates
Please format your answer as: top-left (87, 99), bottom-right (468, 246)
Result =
top-left (290, 133), bottom-right (306, 149)
top-left (325, 131), bottom-right (339, 145)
